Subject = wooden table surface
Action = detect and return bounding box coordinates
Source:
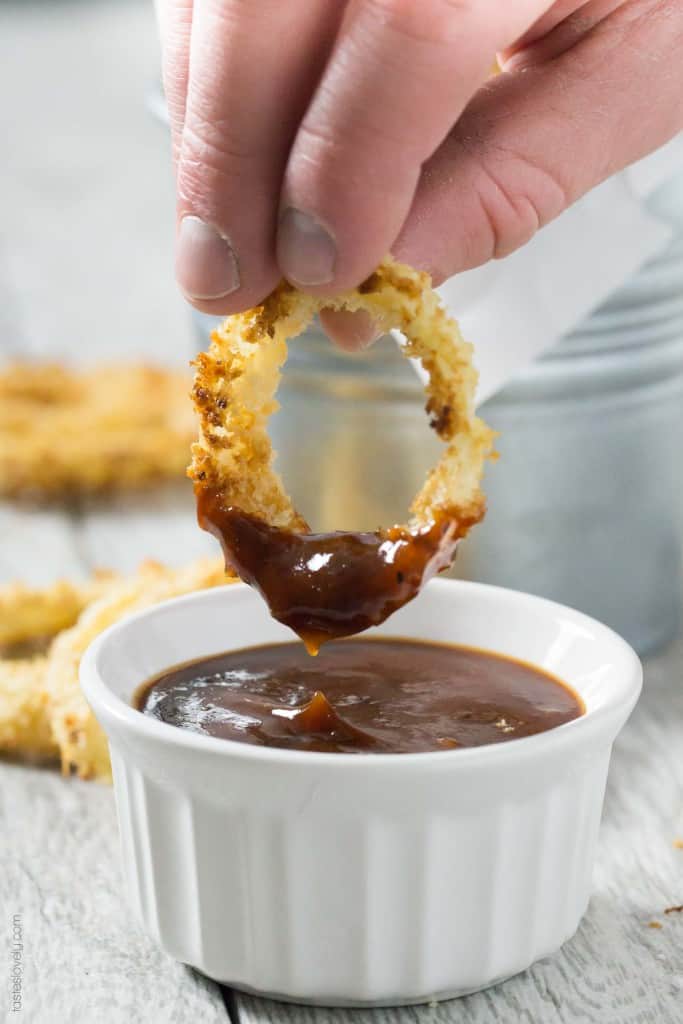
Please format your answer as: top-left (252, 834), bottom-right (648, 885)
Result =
top-left (1, 2), bottom-right (682, 1022)
top-left (2, 487), bottom-right (683, 1024)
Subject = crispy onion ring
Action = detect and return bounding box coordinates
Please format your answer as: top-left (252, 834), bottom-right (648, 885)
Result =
top-left (190, 258), bottom-right (495, 650)
top-left (0, 363), bottom-right (195, 499)
top-left (0, 572), bottom-right (118, 763)
top-left (45, 557), bottom-right (228, 780)
top-left (0, 559), bottom-right (228, 777)
top-left (0, 573), bottom-right (117, 653)
top-left (0, 660), bottom-right (56, 761)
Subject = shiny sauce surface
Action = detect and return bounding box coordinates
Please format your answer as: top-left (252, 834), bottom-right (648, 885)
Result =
top-left (196, 489), bottom-right (482, 654)
top-left (136, 639), bottom-right (583, 754)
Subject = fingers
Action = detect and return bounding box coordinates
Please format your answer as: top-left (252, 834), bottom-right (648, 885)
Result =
top-left (276, 0), bottom-right (549, 293)
top-left (155, 0), bottom-right (194, 167)
top-left (392, 0), bottom-right (683, 284)
top-left (318, 309), bottom-right (379, 352)
top-left (175, 0), bottom-right (343, 314)
top-left (502, 0), bottom-right (622, 67)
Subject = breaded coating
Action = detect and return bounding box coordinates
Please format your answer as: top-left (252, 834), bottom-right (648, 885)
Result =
top-left (0, 559), bottom-right (231, 779)
top-left (0, 570), bottom-right (118, 762)
top-left (190, 258), bottom-right (495, 533)
top-left (0, 659), bottom-right (56, 760)
top-left (0, 572), bottom-right (116, 650)
top-left (0, 363), bottom-right (195, 499)
top-left (44, 557), bottom-right (230, 781)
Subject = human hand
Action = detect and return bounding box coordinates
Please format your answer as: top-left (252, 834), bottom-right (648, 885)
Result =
top-left (156, 0), bottom-right (683, 348)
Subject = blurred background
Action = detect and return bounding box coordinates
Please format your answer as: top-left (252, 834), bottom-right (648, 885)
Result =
top-left (0, 0), bottom-right (215, 583)
top-left (0, 0), bottom-right (186, 363)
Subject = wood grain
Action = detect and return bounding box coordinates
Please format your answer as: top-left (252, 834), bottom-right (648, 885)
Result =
top-left (0, 762), bottom-right (227, 1024)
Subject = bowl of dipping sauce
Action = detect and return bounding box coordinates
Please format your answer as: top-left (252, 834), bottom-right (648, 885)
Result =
top-left (81, 579), bottom-right (641, 1006)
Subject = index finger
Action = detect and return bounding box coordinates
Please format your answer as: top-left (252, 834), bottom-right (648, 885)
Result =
top-left (277, 0), bottom-right (552, 293)
top-left (175, 0), bottom-right (343, 314)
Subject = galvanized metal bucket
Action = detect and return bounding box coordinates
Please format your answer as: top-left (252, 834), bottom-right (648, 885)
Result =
top-left (461, 179), bottom-right (683, 654)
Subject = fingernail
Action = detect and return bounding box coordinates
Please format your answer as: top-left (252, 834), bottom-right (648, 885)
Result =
top-left (277, 208), bottom-right (336, 286)
top-left (176, 216), bottom-right (240, 300)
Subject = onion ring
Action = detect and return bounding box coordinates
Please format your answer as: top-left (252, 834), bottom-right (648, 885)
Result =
top-left (0, 572), bottom-right (117, 653)
top-left (0, 363), bottom-right (195, 499)
top-left (0, 559), bottom-right (228, 778)
top-left (0, 572), bottom-right (118, 763)
top-left (190, 258), bottom-right (495, 652)
top-left (45, 557), bottom-right (229, 780)
top-left (0, 660), bottom-right (56, 761)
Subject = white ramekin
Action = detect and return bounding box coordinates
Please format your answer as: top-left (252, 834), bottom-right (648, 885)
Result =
top-left (81, 580), bottom-right (641, 1006)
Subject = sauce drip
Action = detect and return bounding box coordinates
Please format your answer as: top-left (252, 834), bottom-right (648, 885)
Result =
top-left (197, 488), bottom-right (479, 653)
top-left (136, 638), bottom-right (584, 754)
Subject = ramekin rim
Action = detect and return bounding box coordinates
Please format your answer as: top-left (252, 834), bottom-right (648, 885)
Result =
top-left (80, 579), bottom-right (642, 771)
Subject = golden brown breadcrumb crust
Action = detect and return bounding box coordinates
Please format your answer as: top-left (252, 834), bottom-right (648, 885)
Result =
top-left (0, 660), bottom-right (56, 760)
top-left (0, 363), bottom-right (195, 499)
top-left (0, 572), bottom-right (117, 649)
top-left (0, 572), bottom-right (119, 762)
top-left (189, 258), bottom-right (495, 534)
top-left (0, 558), bottom-right (231, 780)
top-left (45, 557), bottom-right (229, 781)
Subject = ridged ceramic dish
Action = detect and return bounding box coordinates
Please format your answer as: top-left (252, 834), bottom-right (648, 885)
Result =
top-left (81, 580), bottom-right (641, 1006)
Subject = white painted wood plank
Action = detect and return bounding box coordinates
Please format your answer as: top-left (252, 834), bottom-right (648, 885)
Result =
top-left (234, 638), bottom-right (683, 1024)
top-left (0, 762), bottom-right (227, 1024)
top-left (76, 488), bottom-right (216, 576)
top-left (0, 495), bottom-right (226, 1023)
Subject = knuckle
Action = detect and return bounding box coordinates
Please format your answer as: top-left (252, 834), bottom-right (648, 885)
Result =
top-left (298, 64), bottom-right (430, 166)
top-left (361, 0), bottom-right (477, 46)
top-left (472, 153), bottom-right (568, 259)
top-left (179, 116), bottom-right (260, 197)
top-left (289, 119), bottom-right (360, 196)
top-left (297, 113), bottom-right (393, 162)
top-left (200, 0), bottom-right (287, 37)
top-left (293, 117), bottom-right (417, 196)
top-left (296, 118), bottom-right (341, 159)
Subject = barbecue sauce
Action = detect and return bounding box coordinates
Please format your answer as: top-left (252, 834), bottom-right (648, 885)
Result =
top-left (136, 638), bottom-right (583, 754)
top-left (197, 488), bottom-right (481, 654)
